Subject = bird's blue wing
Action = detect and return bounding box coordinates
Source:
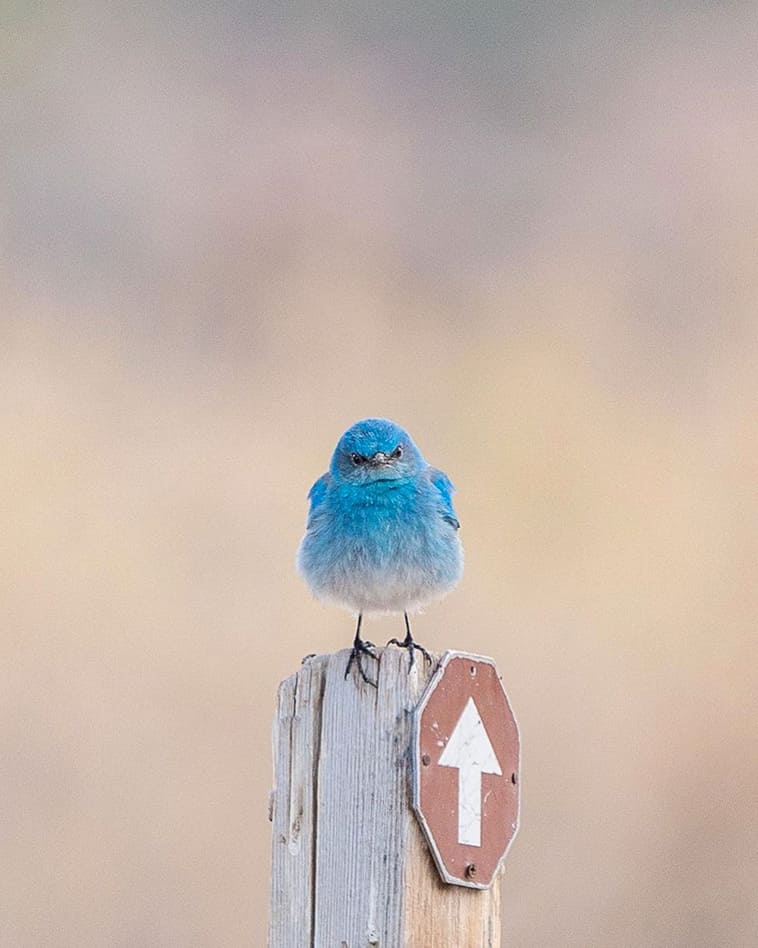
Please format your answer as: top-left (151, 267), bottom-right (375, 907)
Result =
top-left (305, 473), bottom-right (330, 528)
top-left (428, 467), bottom-right (460, 530)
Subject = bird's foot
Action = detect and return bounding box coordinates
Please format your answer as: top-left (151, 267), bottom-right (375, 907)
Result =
top-left (386, 634), bottom-right (432, 670)
top-left (344, 638), bottom-right (379, 687)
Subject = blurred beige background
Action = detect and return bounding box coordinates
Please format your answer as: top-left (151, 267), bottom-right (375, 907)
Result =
top-left (2, 3), bottom-right (757, 946)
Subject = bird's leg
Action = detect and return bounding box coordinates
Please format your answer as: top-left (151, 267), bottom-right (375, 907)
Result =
top-left (387, 612), bottom-right (432, 669)
top-left (344, 613), bottom-right (378, 687)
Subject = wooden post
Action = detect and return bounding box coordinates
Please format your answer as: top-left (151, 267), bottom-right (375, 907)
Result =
top-left (269, 647), bottom-right (501, 947)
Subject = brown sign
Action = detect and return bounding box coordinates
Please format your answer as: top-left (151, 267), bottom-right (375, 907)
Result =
top-left (412, 652), bottom-right (520, 888)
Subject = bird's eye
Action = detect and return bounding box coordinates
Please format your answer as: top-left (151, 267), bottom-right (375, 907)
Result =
top-left (390, 445), bottom-right (403, 459)
top-left (350, 453), bottom-right (364, 465)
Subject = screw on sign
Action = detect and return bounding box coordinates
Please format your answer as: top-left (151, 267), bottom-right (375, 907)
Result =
top-left (412, 651), bottom-right (520, 889)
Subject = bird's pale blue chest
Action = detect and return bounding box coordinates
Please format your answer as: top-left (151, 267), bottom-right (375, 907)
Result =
top-left (299, 468), bottom-right (461, 612)
top-left (335, 479), bottom-right (424, 545)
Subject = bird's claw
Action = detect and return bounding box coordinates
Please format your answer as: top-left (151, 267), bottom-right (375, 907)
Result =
top-left (386, 636), bottom-right (432, 670)
top-left (344, 639), bottom-right (379, 687)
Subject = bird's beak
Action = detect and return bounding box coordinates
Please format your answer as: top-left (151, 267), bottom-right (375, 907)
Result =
top-left (369, 452), bottom-right (390, 465)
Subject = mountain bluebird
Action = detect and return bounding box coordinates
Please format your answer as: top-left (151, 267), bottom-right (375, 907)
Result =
top-left (297, 418), bottom-right (463, 685)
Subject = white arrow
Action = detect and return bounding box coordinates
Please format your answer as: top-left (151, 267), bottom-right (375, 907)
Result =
top-left (438, 696), bottom-right (502, 847)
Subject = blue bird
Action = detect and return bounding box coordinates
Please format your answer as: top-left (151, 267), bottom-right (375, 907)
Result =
top-left (297, 418), bottom-right (463, 684)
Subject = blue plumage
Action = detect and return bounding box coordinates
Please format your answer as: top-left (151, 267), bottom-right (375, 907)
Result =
top-left (297, 418), bottom-right (463, 682)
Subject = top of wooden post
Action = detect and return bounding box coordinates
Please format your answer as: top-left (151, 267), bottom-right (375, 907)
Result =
top-left (269, 647), bottom-right (507, 948)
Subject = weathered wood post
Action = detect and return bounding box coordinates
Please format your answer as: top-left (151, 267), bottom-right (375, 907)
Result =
top-left (268, 646), bottom-right (519, 947)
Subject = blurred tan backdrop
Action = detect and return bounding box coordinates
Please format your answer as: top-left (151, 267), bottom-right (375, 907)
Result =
top-left (2, 4), bottom-right (757, 946)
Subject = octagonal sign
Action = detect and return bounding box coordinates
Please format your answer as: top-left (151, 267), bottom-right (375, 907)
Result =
top-left (412, 651), bottom-right (520, 889)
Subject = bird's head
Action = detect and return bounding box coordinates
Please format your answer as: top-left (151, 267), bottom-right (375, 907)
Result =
top-left (330, 418), bottom-right (424, 484)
